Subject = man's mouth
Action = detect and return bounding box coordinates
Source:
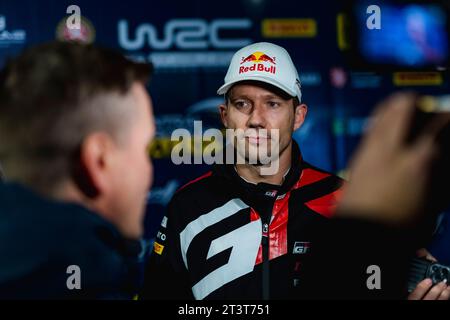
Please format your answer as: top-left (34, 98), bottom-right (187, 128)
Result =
top-left (245, 136), bottom-right (269, 145)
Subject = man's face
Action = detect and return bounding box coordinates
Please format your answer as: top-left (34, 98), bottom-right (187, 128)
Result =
top-left (108, 83), bottom-right (155, 239)
top-left (219, 82), bottom-right (306, 166)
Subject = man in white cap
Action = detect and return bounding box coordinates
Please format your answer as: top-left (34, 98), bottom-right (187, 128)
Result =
top-left (142, 42), bottom-right (344, 300)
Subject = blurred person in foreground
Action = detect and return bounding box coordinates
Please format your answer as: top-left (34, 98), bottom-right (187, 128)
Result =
top-left (304, 92), bottom-right (450, 299)
top-left (0, 41), bottom-right (155, 299)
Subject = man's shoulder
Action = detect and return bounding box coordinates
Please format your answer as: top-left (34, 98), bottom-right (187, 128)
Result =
top-left (0, 184), bottom-right (134, 298)
top-left (293, 162), bottom-right (345, 219)
top-left (170, 170), bottom-right (223, 202)
top-left (299, 161), bottom-right (345, 186)
top-left (0, 183), bottom-right (126, 257)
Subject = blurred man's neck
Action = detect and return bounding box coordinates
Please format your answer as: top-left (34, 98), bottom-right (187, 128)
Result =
top-left (235, 142), bottom-right (292, 186)
top-left (53, 181), bottom-right (110, 222)
top-left (52, 181), bottom-right (85, 203)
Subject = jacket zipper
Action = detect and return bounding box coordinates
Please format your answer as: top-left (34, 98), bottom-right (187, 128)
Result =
top-left (262, 222), bottom-right (270, 300)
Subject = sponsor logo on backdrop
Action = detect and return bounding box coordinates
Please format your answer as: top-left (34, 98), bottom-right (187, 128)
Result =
top-left (56, 15), bottom-right (95, 43)
top-left (149, 114), bottom-right (203, 159)
top-left (149, 98), bottom-right (223, 159)
top-left (118, 19), bottom-right (252, 69)
top-left (262, 19), bottom-right (317, 38)
top-left (300, 72), bottom-right (322, 86)
top-left (333, 117), bottom-right (370, 137)
top-left (351, 72), bottom-right (382, 88)
top-left (393, 72), bottom-right (443, 86)
top-left (336, 13), bottom-right (349, 50)
top-left (0, 15), bottom-right (26, 47)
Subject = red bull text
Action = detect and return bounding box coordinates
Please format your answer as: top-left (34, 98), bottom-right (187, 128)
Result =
top-left (239, 51), bottom-right (277, 75)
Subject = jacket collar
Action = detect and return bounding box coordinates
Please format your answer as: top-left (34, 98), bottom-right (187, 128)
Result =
top-left (214, 140), bottom-right (304, 199)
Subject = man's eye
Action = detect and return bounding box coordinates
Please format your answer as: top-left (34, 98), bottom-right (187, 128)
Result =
top-left (235, 101), bottom-right (250, 109)
top-left (268, 101), bottom-right (280, 108)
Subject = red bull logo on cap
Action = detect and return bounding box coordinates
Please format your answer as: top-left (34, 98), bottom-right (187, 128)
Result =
top-left (239, 51), bottom-right (276, 75)
top-left (240, 51), bottom-right (276, 64)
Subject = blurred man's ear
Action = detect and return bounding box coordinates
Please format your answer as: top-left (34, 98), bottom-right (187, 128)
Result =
top-left (74, 132), bottom-right (116, 198)
top-left (293, 103), bottom-right (308, 131)
top-left (218, 104), bottom-right (229, 128)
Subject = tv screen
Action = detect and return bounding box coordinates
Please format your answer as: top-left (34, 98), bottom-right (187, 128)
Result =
top-left (348, 1), bottom-right (450, 69)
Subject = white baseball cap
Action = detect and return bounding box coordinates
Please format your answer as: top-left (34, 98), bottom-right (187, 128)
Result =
top-left (217, 42), bottom-right (302, 101)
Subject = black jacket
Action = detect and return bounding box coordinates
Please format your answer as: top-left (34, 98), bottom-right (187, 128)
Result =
top-left (142, 143), bottom-right (344, 300)
top-left (0, 183), bottom-right (142, 299)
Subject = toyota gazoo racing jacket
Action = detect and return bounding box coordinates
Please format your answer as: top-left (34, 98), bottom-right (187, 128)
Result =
top-left (142, 142), bottom-right (344, 300)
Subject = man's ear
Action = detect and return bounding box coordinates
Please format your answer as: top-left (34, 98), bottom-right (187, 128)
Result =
top-left (293, 103), bottom-right (308, 131)
top-left (74, 132), bottom-right (116, 198)
top-left (218, 104), bottom-right (229, 128)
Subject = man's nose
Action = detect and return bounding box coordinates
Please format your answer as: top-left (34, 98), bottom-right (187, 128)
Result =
top-left (247, 104), bottom-right (266, 128)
